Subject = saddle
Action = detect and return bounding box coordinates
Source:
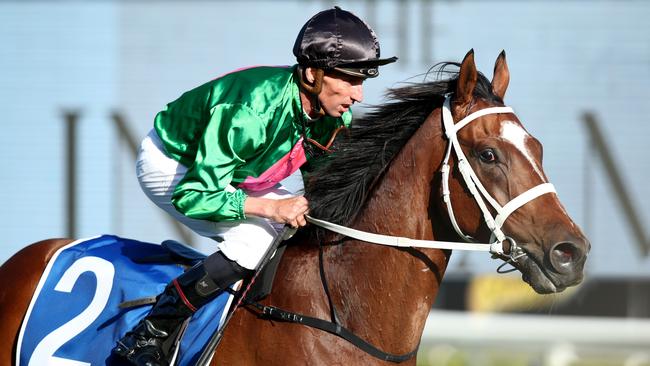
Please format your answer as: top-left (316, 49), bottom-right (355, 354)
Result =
top-left (18, 235), bottom-right (239, 366)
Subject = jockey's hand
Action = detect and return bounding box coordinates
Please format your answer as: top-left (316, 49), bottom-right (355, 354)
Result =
top-left (244, 196), bottom-right (309, 228)
top-left (270, 196), bottom-right (309, 228)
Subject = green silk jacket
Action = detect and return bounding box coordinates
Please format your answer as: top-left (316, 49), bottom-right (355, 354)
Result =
top-left (154, 65), bottom-right (351, 222)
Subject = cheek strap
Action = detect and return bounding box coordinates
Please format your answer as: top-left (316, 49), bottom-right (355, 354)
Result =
top-left (299, 67), bottom-right (323, 94)
top-left (297, 67), bottom-right (325, 116)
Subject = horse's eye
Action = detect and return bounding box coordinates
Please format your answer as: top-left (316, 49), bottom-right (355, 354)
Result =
top-left (479, 148), bottom-right (497, 163)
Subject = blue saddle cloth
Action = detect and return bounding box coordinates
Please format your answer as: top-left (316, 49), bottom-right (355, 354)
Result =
top-left (16, 235), bottom-right (233, 366)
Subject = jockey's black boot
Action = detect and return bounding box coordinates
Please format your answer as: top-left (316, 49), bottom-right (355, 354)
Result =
top-left (112, 251), bottom-right (251, 366)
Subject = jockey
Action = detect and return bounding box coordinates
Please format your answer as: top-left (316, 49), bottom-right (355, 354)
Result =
top-left (112, 6), bottom-right (397, 366)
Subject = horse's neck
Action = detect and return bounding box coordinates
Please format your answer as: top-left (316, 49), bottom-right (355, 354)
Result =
top-left (269, 108), bottom-right (451, 355)
top-left (325, 108), bottom-right (451, 352)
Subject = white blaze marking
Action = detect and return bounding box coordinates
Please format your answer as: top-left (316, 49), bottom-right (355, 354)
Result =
top-left (500, 121), bottom-right (545, 180)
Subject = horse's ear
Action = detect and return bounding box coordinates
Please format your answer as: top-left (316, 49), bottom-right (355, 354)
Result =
top-left (456, 49), bottom-right (477, 108)
top-left (492, 50), bottom-right (510, 100)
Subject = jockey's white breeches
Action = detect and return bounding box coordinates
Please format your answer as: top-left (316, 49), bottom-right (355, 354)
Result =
top-left (135, 129), bottom-right (304, 270)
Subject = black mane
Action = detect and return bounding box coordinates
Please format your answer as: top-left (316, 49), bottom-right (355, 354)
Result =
top-left (304, 63), bottom-right (500, 230)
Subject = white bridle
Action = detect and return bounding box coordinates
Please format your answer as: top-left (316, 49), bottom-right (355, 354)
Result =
top-left (306, 95), bottom-right (556, 263)
top-left (440, 95), bottom-right (556, 250)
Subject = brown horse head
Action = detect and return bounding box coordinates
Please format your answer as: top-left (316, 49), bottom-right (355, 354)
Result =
top-left (307, 49), bottom-right (589, 297)
top-left (443, 49), bottom-right (590, 293)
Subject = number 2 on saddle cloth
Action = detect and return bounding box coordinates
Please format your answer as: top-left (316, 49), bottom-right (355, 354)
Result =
top-left (16, 235), bottom-right (233, 366)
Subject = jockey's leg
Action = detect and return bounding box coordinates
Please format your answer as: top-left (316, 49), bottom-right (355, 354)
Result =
top-left (112, 251), bottom-right (252, 366)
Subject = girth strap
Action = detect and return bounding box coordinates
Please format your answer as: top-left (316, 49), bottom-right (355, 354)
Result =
top-left (247, 302), bottom-right (419, 363)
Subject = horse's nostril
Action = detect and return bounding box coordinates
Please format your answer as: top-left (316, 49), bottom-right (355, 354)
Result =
top-left (554, 243), bottom-right (575, 263)
top-left (550, 241), bottom-right (583, 271)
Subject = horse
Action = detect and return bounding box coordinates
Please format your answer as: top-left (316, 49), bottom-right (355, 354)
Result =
top-left (0, 50), bottom-right (589, 365)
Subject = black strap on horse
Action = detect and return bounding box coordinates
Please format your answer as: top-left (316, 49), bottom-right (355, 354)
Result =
top-left (244, 241), bottom-right (420, 363)
top-left (247, 303), bottom-right (419, 363)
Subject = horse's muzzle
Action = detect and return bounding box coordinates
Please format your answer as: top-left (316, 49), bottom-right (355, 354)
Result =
top-left (517, 232), bottom-right (590, 294)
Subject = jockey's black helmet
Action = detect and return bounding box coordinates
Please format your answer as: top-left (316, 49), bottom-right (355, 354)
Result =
top-left (293, 6), bottom-right (397, 78)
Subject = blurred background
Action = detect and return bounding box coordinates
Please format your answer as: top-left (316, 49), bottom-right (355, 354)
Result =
top-left (1, 1), bottom-right (649, 365)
